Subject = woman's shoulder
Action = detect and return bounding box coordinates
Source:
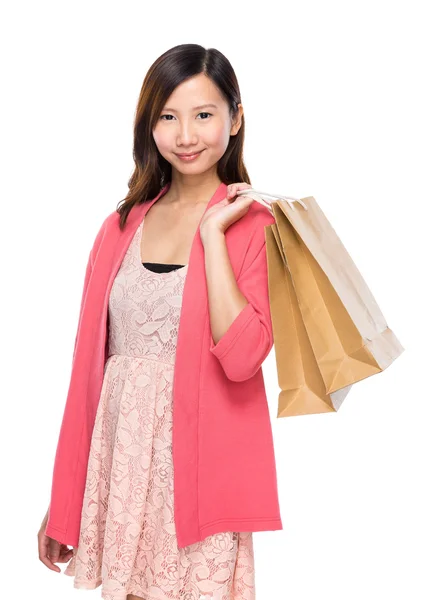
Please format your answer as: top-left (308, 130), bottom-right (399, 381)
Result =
top-left (90, 210), bottom-right (120, 254)
top-left (247, 199), bottom-right (276, 227)
top-left (236, 199), bottom-right (276, 246)
top-left (98, 209), bottom-right (121, 229)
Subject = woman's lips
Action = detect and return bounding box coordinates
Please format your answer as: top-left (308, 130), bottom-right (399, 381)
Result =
top-left (175, 150), bottom-right (204, 161)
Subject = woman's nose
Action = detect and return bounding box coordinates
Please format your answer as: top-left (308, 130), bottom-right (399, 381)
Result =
top-left (176, 122), bottom-right (199, 145)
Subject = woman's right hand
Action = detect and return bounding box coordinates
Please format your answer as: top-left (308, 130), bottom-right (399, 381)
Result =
top-left (38, 506), bottom-right (74, 572)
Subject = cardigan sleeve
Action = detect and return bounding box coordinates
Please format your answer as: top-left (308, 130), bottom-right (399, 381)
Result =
top-left (209, 217), bottom-right (275, 382)
top-left (71, 249), bottom-right (93, 364)
top-left (71, 214), bottom-right (110, 364)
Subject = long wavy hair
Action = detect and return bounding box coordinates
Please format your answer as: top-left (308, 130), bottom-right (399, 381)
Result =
top-left (115, 43), bottom-right (251, 230)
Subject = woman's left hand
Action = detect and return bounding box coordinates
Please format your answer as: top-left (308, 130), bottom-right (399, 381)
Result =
top-left (200, 182), bottom-right (254, 241)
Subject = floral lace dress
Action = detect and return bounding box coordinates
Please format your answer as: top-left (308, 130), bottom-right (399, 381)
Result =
top-left (63, 220), bottom-right (256, 600)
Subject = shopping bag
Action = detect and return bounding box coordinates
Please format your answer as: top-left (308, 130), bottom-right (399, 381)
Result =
top-left (237, 188), bottom-right (405, 418)
top-left (265, 219), bottom-right (353, 417)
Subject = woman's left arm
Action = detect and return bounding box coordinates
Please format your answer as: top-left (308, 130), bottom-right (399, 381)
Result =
top-left (200, 183), bottom-right (275, 382)
top-left (203, 228), bottom-right (249, 345)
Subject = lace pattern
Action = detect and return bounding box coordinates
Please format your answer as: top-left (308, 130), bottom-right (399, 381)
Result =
top-left (63, 221), bottom-right (256, 599)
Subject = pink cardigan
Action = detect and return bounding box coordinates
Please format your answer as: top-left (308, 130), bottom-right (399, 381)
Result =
top-left (45, 180), bottom-right (283, 549)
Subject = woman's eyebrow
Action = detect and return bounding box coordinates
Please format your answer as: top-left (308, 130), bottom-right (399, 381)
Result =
top-left (162, 103), bottom-right (218, 112)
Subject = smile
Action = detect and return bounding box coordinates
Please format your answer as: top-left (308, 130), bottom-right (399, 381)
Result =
top-left (175, 150), bottom-right (204, 161)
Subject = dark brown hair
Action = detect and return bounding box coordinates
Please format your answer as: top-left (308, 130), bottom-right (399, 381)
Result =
top-left (115, 43), bottom-right (251, 230)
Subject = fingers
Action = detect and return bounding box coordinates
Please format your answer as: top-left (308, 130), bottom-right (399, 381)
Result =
top-left (38, 534), bottom-right (61, 572)
top-left (226, 182), bottom-right (252, 200)
top-left (58, 547), bottom-right (75, 563)
top-left (54, 543), bottom-right (74, 563)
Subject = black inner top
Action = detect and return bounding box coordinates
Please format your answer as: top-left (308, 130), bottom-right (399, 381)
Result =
top-left (142, 262), bottom-right (186, 273)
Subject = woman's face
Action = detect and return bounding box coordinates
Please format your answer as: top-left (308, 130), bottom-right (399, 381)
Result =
top-left (153, 73), bottom-right (243, 177)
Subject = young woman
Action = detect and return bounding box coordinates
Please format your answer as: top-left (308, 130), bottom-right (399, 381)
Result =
top-left (38, 43), bottom-right (282, 600)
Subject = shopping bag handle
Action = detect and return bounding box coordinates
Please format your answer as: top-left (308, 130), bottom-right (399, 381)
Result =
top-left (236, 187), bottom-right (308, 213)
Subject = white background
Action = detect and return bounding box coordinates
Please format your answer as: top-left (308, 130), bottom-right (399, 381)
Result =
top-left (1, 1), bottom-right (419, 598)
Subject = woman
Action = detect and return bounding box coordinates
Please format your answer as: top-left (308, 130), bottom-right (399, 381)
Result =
top-left (38, 43), bottom-right (282, 600)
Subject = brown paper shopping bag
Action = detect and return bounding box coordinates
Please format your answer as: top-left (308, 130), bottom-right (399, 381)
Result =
top-left (265, 220), bottom-right (353, 417)
top-left (237, 188), bottom-right (405, 418)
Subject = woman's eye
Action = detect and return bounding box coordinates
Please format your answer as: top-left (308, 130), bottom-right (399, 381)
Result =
top-left (159, 112), bottom-right (212, 121)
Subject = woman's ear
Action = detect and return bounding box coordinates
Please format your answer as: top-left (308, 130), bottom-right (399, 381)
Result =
top-left (230, 103), bottom-right (244, 136)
